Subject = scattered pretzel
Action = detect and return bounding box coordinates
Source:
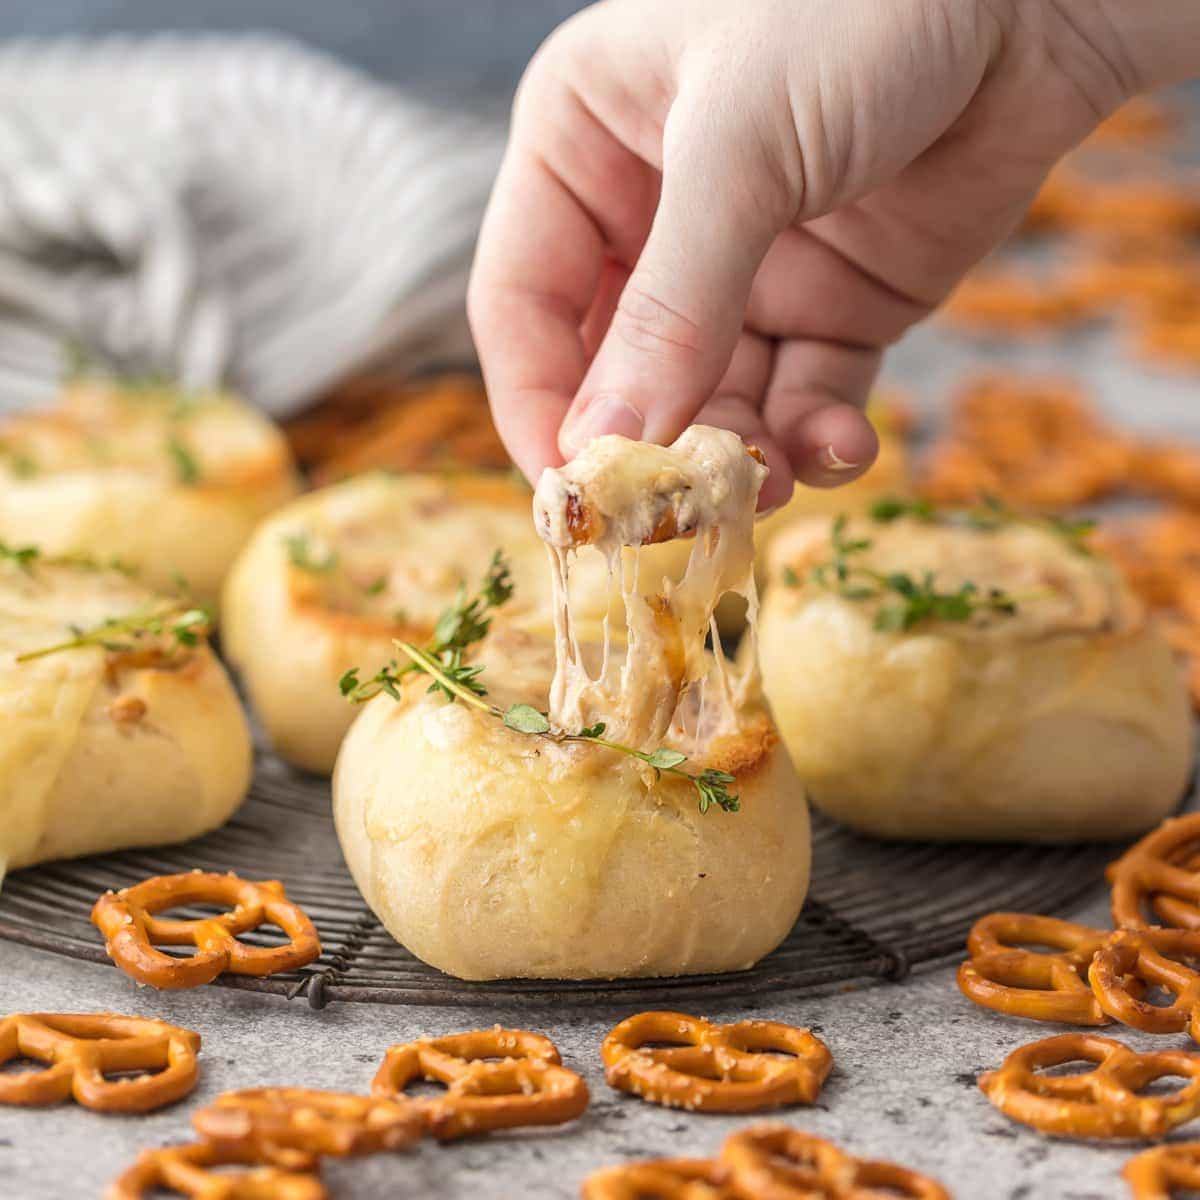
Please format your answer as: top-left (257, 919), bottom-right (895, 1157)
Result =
top-left (91, 871), bottom-right (321, 990)
top-left (371, 1027), bottom-right (589, 1140)
top-left (1089, 928), bottom-right (1200, 1040)
top-left (601, 1012), bottom-right (832, 1114)
top-left (978, 1033), bottom-right (1200, 1139)
top-left (720, 1125), bottom-right (950, 1199)
top-left (105, 1141), bottom-right (326, 1200)
top-left (581, 1158), bottom-right (736, 1200)
top-left (1123, 1142), bottom-right (1200, 1199)
top-left (0, 1013), bottom-right (199, 1113)
top-left (1108, 815), bottom-right (1200, 931)
top-left (942, 270), bottom-right (1097, 335)
top-left (957, 912), bottom-right (1112, 1026)
top-left (193, 1087), bottom-right (424, 1170)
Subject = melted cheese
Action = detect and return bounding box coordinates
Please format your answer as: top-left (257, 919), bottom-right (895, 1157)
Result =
top-left (532, 426), bottom-right (767, 751)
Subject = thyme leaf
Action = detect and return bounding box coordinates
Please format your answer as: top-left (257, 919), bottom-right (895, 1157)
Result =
top-left (283, 532), bottom-right (338, 574)
top-left (16, 606), bottom-right (210, 663)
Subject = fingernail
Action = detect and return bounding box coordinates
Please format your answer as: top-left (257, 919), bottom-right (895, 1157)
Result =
top-left (560, 393), bottom-right (644, 456)
top-left (818, 444), bottom-right (860, 471)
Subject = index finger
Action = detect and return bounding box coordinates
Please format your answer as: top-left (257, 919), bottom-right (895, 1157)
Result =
top-left (467, 142), bottom-right (604, 484)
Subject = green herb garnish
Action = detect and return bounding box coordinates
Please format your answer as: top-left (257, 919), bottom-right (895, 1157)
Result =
top-left (167, 433), bottom-right (200, 484)
top-left (341, 549), bottom-right (738, 816)
top-left (16, 606), bottom-right (210, 663)
top-left (803, 513), bottom-right (1025, 632)
top-left (284, 532), bottom-right (338, 574)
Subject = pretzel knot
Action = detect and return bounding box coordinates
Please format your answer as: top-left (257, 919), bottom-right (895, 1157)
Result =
top-left (91, 871), bottom-right (321, 990)
top-left (581, 1158), bottom-right (736, 1200)
top-left (979, 1033), bottom-right (1200, 1139)
top-left (192, 1088), bottom-right (424, 1170)
top-left (601, 1012), bottom-right (833, 1114)
top-left (1123, 1142), bottom-right (1200, 1199)
top-left (370, 1028), bottom-right (589, 1140)
top-left (0, 1013), bottom-right (199, 1113)
top-left (720, 1125), bottom-right (951, 1199)
top-left (105, 1141), bottom-right (326, 1200)
top-left (1090, 928), bottom-right (1200, 1040)
top-left (957, 913), bottom-right (1112, 1026)
top-left (1108, 814), bottom-right (1200, 930)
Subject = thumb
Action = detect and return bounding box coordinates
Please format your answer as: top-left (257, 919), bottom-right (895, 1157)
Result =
top-left (558, 98), bottom-right (786, 457)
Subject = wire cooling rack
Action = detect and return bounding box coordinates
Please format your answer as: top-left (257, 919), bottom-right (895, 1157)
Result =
top-left (0, 745), bottom-right (1147, 1009)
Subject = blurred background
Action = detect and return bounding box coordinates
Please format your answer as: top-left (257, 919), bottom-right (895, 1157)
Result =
top-left (5, 2), bottom-right (586, 102)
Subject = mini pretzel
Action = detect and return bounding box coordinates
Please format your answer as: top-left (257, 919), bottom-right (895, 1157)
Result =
top-left (1124, 1142), bottom-right (1200, 1199)
top-left (193, 1087), bottom-right (424, 1170)
top-left (601, 1012), bottom-right (832, 1114)
top-left (979, 1033), bottom-right (1200, 1139)
top-left (0, 1013), bottom-right (199, 1113)
top-left (720, 1125), bottom-right (950, 1199)
top-left (92, 871), bottom-right (321, 989)
top-left (1108, 815), bottom-right (1200, 931)
top-left (371, 1027), bottom-right (589, 1140)
top-left (957, 912), bottom-right (1112, 1026)
top-left (1090, 928), bottom-right (1200, 1039)
top-left (581, 1158), bottom-right (736, 1200)
top-left (106, 1141), bottom-right (326, 1200)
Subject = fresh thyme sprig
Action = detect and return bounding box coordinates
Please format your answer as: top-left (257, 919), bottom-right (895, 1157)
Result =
top-left (15, 606), bottom-right (210, 663)
top-left (397, 644), bottom-right (739, 815)
top-left (802, 514), bottom-right (1025, 632)
top-left (868, 494), bottom-right (1096, 556)
top-left (339, 548), bottom-right (738, 815)
top-left (339, 550), bottom-right (513, 703)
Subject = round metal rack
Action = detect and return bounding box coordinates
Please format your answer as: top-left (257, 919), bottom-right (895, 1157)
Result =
top-left (0, 747), bottom-right (1147, 1008)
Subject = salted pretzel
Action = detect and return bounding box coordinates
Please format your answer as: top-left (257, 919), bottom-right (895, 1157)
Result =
top-left (1107, 815), bottom-right (1200, 931)
top-left (720, 1125), bottom-right (950, 1200)
top-left (957, 912), bottom-right (1112, 1025)
top-left (979, 1033), bottom-right (1200, 1139)
top-left (91, 871), bottom-right (321, 989)
top-left (601, 1012), bottom-right (832, 1114)
top-left (371, 1027), bottom-right (589, 1140)
top-left (0, 1013), bottom-right (199, 1113)
top-left (105, 1141), bottom-right (326, 1200)
top-left (1089, 928), bottom-right (1200, 1039)
top-left (581, 1158), bottom-right (736, 1200)
top-left (1123, 1142), bottom-right (1200, 1199)
top-left (193, 1087), bottom-right (424, 1170)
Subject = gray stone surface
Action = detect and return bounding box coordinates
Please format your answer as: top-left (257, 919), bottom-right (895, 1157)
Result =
top-left (0, 891), bottom-right (1159, 1200)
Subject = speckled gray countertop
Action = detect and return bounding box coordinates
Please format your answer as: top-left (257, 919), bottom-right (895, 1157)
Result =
top-left (0, 871), bottom-right (1186, 1200)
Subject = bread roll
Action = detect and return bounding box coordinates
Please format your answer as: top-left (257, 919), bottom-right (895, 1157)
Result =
top-left (222, 470), bottom-right (692, 773)
top-left (0, 380), bottom-right (298, 604)
top-left (760, 510), bottom-right (1192, 841)
top-left (0, 555), bottom-right (251, 882)
top-left (333, 631), bottom-right (809, 980)
top-left (333, 427), bottom-right (811, 980)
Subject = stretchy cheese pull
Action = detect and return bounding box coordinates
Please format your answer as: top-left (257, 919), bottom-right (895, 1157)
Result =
top-left (533, 426), bottom-right (767, 750)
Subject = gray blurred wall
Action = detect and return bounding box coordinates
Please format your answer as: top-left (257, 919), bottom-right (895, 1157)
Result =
top-left (2, 1), bottom-right (590, 100)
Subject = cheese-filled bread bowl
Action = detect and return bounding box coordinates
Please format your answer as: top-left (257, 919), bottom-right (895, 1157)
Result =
top-left (333, 428), bottom-right (811, 981)
top-left (759, 501), bottom-right (1193, 842)
top-left (0, 550), bottom-right (252, 882)
top-left (0, 379), bottom-right (299, 605)
top-left (222, 469), bottom-right (693, 774)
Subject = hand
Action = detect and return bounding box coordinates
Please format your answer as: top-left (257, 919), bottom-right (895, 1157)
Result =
top-left (469, 0), bottom-right (1195, 509)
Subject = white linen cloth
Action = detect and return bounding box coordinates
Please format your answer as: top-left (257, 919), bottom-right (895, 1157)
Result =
top-left (0, 34), bottom-right (504, 414)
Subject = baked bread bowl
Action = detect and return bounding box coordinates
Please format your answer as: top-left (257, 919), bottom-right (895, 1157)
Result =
top-left (0, 379), bottom-right (299, 604)
top-left (0, 552), bottom-right (251, 881)
top-left (759, 502), bottom-right (1193, 841)
top-left (332, 427), bottom-right (811, 980)
top-left (222, 469), bottom-right (692, 773)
